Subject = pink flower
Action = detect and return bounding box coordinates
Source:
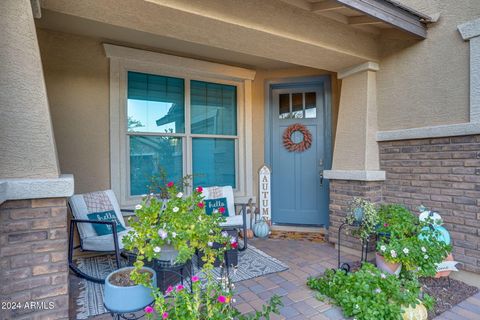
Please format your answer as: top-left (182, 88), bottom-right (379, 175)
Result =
top-left (196, 186), bottom-right (203, 193)
top-left (192, 276), bottom-right (200, 282)
top-left (197, 202), bottom-right (205, 209)
top-left (162, 312), bottom-right (169, 319)
top-left (231, 242), bottom-right (238, 249)
top-left (384, 223), bottom-right (389, 227)
top-left (167, 181), bottom-right (174, 188)
top-left (166, 285), bottom-right (173, 294)
top-left (144, 306), bottom-right (154, 314)
top-left (176, 284), bottom-right (184, 292)
top-left (217, 295), bottom-right (227, 303)
top-left (218, 207), bottom-right (226, 214)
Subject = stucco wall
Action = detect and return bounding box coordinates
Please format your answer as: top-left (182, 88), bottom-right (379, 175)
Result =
top-left (37, 29), bottom-right (110, 193)
top-left (37, 29), bottom-right (338, 199)
top-left (377, 0), bottom-right (480, 130)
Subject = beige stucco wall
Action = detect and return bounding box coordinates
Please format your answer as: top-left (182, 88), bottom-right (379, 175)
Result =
top-left (377, 0), bottom-right (480, 130)
top-left (37, 29), bottom-right (339, 198)
top-left (37, 29), bottom-right (110, 193)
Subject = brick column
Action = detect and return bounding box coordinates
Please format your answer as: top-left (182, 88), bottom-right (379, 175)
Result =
top-left (328, 180), bottom-right (383, 257)
top-left (0, 198), bottom-right (69, 319)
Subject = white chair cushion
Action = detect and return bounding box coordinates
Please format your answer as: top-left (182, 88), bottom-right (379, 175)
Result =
top-left (69, 190), bottom-right (127, 239)
top-left (220, 214), bottom-right (252, 228)
top-left (201, 186), bottom-right (235, 217)
top-left (81, 227), bottom-right (132, 251)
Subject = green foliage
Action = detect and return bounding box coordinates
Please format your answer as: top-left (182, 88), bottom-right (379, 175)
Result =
top-left (307, 263), bottom-right (431, 320)
top-left (376, 205), bottom-right (451, 276)
top-left (345, 198), bottom-right (379, 241)
top-left (146, 274), bottom-right (282, 320)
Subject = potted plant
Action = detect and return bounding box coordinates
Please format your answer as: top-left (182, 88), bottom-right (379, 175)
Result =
top-left (104, 266), bottom-right (156, 313)
top-left (345, 197), bottom-right (379, 242)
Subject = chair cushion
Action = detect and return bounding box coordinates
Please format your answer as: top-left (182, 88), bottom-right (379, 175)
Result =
top-left (201, 186), bottom-right (235, 217)
top-left (220, 213), bottom-right (252, 228)
top-left (69, 190), bottom-right (127, 239)
top-left (87, 210), bottom-right (126, 236)
top-left (81, 227), bottom-right (132, 251)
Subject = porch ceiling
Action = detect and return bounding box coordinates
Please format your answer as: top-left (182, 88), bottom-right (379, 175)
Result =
top-left (38, 0), bottom-right (382, 72)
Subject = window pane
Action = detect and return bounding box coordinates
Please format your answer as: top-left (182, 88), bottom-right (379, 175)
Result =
top-left (292, 93), bottom-right (303, 118)
top-left (128, 72), bottom-right (185, 133)
top-left (279, 93), bottom-right (290, 119)
top-left (129, 135), bottom-right (183, 196)
top-left (192, 138), bottom-right (235, 188)
top-left (191, 80), bottom-right (237, 135)
top-left (305, 92), bottom-right (317, 119)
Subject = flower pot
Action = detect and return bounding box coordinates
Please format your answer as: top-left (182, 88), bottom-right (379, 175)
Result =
top-left (253, 220), bottom-right (270, 239)
top-left (104, 266), bottom-right (156, 313)
top-left (435, 253), bottom-right (454, 278)
top-left (402, 301), bottom-right (427, 320)
top-left (375, 253), bottom-right (402, 275)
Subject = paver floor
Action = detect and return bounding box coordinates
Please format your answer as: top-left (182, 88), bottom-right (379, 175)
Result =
top-left (70, 238), bottom-right (479, 319)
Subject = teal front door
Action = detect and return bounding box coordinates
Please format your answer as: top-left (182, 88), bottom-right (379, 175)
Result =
top-left (270, 80), bottom-right (331, 226)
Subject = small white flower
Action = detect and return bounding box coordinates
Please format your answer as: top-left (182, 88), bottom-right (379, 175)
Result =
top-left (214, 209), bottom-right (219, 214)
top-left (232, 298), bottom-right (236, 303)
top-left (374, 288), bottom-right (382, 294)
top-left (355, 304), bottom-right (359, 309)
top-left (135, 204), bottom-right (142, 210)
top-left (424, 254), bottom-right (429, 259)
top-left (176, 192), bottom-right (183, 198)
top-left (391, 250), bottom-right (397, 258)
top-left (380, 245), bottom-right (386, 252)
top-left (153, 246), bottom-right (161, 253)
top-left (221, 231), bottom-right (229, 238)
top-left (158, 229), bottom-right (168, 240)
top-left (172, 232), bottom-right (177, 238)
top-left (380, 273), bottom-right (386, 279)
top-left (230, 236), bottom-right (236, 244)
top-left (172, 206), bottom-right (179, 213)
top-left (421, 247), bottom-right (427, 253)
top-left (403, 248), bottom-right (409, 255)
top-left (207, 241), bottom-right (213, 247)
top-left (198, 215), bottom-right (202, 221)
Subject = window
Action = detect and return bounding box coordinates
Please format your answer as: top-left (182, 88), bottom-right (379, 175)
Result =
top-left (126, 72), bottom-right (238, 196)
top-left (278, 92), bottom-right (317, 119)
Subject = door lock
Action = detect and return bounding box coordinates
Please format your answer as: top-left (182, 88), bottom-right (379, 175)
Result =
top-left (319, 171), bottom-right (324, 185)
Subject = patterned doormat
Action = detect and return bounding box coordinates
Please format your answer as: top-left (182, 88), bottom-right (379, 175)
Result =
top-left (269, 230), bottom-right (326, 242)
top-left (74, 245), bottom-right (288, 319)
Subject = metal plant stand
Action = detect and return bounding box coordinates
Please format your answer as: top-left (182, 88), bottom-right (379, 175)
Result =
top-left (337, 222), bottom-right (371, 273)
top-left (105, 303), bottom-right (153, 320)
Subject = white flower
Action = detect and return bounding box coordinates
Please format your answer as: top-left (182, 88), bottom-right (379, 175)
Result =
top-left (214, 209), bottom-right (219, 214)
top-left (176, 192), bottom-right (183, 198)
top-left (390, 250), bottom-right (397, 258)
top-left (374, 288), bottom-right (382, 294)
top-left (153, 246), bottom-right (161, 253)
top-left (172, 232), bottom-right (177, 238)
top-left (158, 229), bottom-right (168, 240)
top-left (232, 298), bottom-right (236, 303)
top-left (421, 247), bottom-right (427, 253)
top-left (380, 245), bottom-right (386, 252)
top-left (221, 231), bottom-right (229, 238)
top-left (355, 304), bottom-right (359, 309)
top-left (380, 273), bottom-right (386, 279)
top-left (135, 204), bottom-right (142, 210)
top-left (403, 248), bottom-right (409, 255)
top-left (230, 236), bottom-right (237, 244)
top-left (424, 254), bottom-right (429, 259)
top-left (172, 206), bottom-right (179, 213)
top-left (207, 241), bottom-right (213, 247)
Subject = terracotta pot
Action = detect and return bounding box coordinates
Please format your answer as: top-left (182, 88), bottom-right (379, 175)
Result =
top-left (435, 253), bottom-right (454, 278)
top-left (375, 253), bottom-right (402, 275)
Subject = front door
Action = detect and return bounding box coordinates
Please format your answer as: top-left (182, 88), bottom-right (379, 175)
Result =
top-left (270, 81), bottom-right (330, 226)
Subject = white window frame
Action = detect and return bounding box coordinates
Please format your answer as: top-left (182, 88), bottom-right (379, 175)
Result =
top-left (105, 44), bottom-right (255, 207)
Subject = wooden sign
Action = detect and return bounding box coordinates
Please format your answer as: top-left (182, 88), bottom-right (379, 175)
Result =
top-left (258, 165), bottom-right (271, 221)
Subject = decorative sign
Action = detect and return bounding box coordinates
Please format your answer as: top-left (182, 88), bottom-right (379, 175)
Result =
top-left (258, 165), bottom-right (271, 221)
top-left (436, 261), bottom-right (459, 273)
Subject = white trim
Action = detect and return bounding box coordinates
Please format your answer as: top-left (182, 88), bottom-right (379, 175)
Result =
top-left (106, 46), bottom-right (254, 207)
top-left (376, 122), bottom-right (480, 141)
top-left (337, 61), bottom-right (379, 79)
top-left (103, 44), bottom-right (256, 81)
top-left (324, 170), bottom-right (385, 181)
top-left (458, 18), bottom-right (480, 41)
top-left (0, 174), bottom-right (74, 204)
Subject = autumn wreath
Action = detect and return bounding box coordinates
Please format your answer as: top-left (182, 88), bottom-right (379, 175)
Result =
top-left (282, 123), bottom-right (312, 152)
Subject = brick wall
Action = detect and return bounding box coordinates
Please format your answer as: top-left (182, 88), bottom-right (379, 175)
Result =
top-left (328, 180), bottom-right (383, 256)
top-left (0, 198), bottom-right (69, 319)
top-left (379, 135), bottom-right (480, 273)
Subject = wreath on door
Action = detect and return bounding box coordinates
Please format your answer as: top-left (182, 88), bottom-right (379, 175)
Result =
top-left (283, 123), bottom-right (312, 152)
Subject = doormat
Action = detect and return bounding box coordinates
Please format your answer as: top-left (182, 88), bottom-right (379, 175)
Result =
top-left (269, 230), bottom-right (326, 243)
top-left (73, 245), bottom-right (288, 319)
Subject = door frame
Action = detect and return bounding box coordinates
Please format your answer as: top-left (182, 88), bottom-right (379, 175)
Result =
top-left (264, 75), bottom-right (333, 226)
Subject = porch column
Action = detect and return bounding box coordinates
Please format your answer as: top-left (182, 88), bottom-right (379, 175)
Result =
top-left (0, 1), bottom-right (73, 318)
top-left (324, 62), bottom-right (385, 257)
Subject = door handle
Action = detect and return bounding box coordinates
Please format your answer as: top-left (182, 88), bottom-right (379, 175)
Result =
top-left (319, 171), bottom-right (324, 185)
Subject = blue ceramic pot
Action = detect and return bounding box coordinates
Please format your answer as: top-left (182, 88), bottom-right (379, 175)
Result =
top-left (104, 266), bottom-right (156, 313)
top-left (253, 220), bottom-right (270, 238)
top-left (419, 225), bottom-right (451, 245)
